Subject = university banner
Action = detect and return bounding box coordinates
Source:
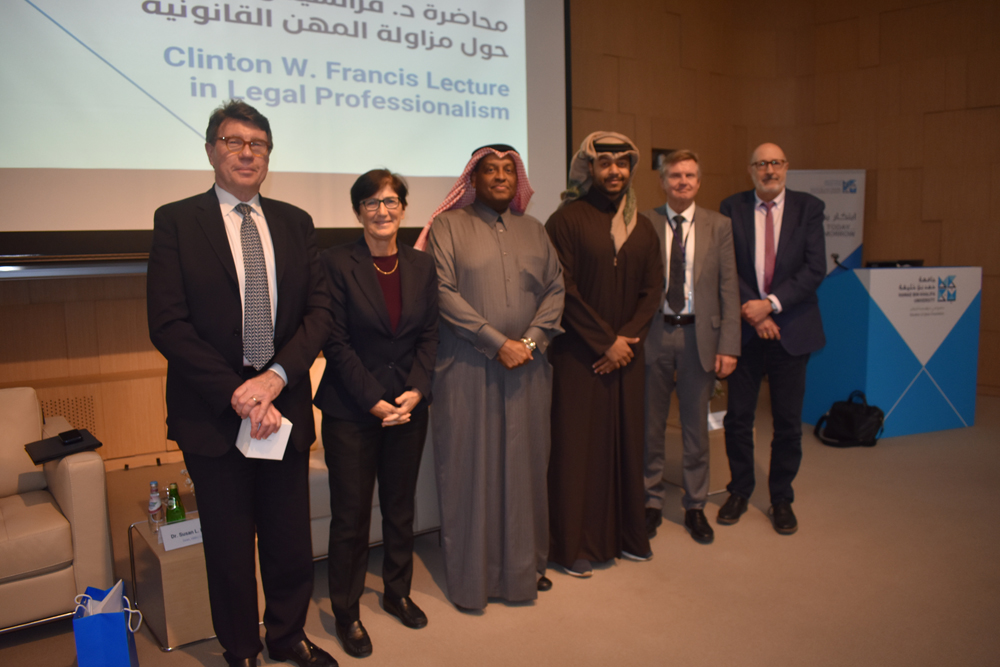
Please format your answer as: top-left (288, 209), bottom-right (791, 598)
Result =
top-left (786, 169), bottom-right (865, 276)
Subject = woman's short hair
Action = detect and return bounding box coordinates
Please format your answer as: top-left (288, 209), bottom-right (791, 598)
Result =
top-left (350, 170), bottom-right (409, 214)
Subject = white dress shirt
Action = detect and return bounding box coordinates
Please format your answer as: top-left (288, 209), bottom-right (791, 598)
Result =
top-left (753, 188), bottom-right (785, 313)
top-left (215, 184), bottom-right (286, 383)
top-left (663, 201), bottom-right (696, 315)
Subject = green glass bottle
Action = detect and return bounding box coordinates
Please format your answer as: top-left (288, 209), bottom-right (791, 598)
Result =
top-left (165, 482), bottom-right (186, 523)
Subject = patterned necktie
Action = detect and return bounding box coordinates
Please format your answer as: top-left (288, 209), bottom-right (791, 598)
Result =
top-left (762, 201), bottom-right (776, 294)
top-left (236, 203), bottom-right (274, 370)
top-left (666, 215), bottom-right (686, 314)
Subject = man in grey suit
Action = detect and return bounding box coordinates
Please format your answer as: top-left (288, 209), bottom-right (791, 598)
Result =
top-left (643, 150), bottom-right (741, 544)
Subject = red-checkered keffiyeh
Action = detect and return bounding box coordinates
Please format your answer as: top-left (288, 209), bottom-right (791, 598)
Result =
top-left (414, 146), bottom-right (534, 251)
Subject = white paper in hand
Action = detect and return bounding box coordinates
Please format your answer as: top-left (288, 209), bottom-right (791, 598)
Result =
top-left (236, 416), bottom-right (292, 460)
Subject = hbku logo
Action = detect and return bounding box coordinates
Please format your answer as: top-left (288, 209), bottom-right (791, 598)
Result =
top-left (938, 276), bottom-right (957, 302)
top-left (842, 180), bottom-right (857, 194)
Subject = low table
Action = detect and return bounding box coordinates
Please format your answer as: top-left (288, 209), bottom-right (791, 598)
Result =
top-left (128, 520), bottom-right (264, 650)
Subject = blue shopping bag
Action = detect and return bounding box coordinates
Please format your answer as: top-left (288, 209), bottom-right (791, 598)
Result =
top-left (73, 580), bottom-right (141, 667)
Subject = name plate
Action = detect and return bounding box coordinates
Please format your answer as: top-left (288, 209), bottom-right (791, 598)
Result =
top-left (161, 518), bottom-right (203, 552)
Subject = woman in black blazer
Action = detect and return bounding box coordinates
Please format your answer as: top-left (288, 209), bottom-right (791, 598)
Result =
top-left (313, 170), bottom-right (439, 657)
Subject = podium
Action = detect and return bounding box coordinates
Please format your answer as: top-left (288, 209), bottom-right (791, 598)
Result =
top-left (803, 267), bottom-right (982, 437)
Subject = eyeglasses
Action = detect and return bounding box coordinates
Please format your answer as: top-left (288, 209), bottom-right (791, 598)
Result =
top-left (360, 197), bottom-right (400, 211)
top-left (216, 136), bottom-right (271, 156)
top-left (751, 159), bottom-right (787, 171)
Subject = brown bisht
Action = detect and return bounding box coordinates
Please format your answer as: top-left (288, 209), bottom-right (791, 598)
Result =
top-left (545, 132), bottom-right (663, 568)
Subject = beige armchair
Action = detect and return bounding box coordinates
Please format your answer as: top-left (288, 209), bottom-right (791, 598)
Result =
top-left (0, 387), bottom-right (114, 633)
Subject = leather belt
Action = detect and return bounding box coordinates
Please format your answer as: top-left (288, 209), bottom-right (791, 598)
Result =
top-left (664, 314), bottom-right (696, 326)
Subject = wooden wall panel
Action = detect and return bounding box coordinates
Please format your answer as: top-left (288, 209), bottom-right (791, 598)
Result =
top-left (940, 217), bottom-right (1000, 275)
top-left (95, 299), bottom-right (165, 374)
top-left (991, 162), bottom-right (1000, 224)
top-left (979, 331), bottom-right (999, 395)
top-left (923, 107), bottom-right (1000, 167)
top-left (982, 276), bottom-right (1000, 334)
top-left (876, 113), bottom-right (922, 170)
top-left (815, 19), bottom-right (860, 74)
top-left (27, 276), bottom-right (146, 304)
top-left (878, 1), bottom-right (974, 65)
top-left (858, 13), bottom-right (880, 68)
top-left (922, 167), bottom-right (991, 223)
top-left (967, 49), bottom-right (1000, 108)
top-left (0, 303), bottom-right (69, 382)
top-left (99, 377), bottom-right (168, 459)
top-left (572, 52), bottom-right (619, 111)
top-left (0, 281), bottom-right (30, 306)
top-left (65, 300), bottom-right (101, 377)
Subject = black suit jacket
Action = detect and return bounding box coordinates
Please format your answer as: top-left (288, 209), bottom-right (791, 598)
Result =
top-left (147, 187), bottom-right (333, 456)
top-left (313, 237), bottom-right (439, 423)
top-left (720, 188), bottom-right (826, 356)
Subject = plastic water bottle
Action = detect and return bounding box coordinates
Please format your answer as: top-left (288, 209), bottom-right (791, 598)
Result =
top-left (165, 482), bottom-right (186, 523)
top-left (147, 481), bottom-right (164, 543)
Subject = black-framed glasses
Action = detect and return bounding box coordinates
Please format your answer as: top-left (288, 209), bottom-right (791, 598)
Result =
top-left (361, 197), bottom-right (400, 211)
top-left (751, 159), bottom-right (787, 171)
top-left (216, 136), bottom-right (271, 156)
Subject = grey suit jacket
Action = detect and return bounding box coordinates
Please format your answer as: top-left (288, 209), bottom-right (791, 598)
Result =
top-left (642, 204), bottom-right (741, 372)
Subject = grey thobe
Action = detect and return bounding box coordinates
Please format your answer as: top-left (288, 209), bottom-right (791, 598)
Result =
top-left (427, 201), bottom-right (564, 609)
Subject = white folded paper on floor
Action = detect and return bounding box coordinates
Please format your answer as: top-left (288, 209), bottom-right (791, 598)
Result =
top-left (236, 416), bottom-right (292, 460)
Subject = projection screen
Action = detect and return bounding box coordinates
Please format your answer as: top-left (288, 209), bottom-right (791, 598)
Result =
top-left (0, 0), bottom-right (567, 261)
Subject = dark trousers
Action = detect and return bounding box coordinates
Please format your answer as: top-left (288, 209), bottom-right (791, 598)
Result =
top-left (323, 409), bottom-right (428, 625)
top-left (183, 444), bottom-right (313, 663)
top-left (723, 336), bottom-right (810, 504)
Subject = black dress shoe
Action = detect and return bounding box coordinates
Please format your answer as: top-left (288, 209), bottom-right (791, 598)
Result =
top-left (269, 638), bottom-right (339, 667)
top-left (537, 575), bottom-right (553, 591)
top-left (382, 595), bottom-right (428, 629)
top-left (684, 509), bottom-right (715, 544)
top-left (716, 494), bottom-right (748, 525)
top-left (334, 620), bottom-right (372, 658)
top-left (645, 507), bottom-right (663, 538)
top-left (769, 501), bottom-right (798, 535)
top-left (227, 658), bottom-right (258, 667)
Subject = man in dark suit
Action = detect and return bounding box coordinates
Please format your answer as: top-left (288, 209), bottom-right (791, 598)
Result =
top-left (642, 150), bottom-right (740, 545)
top-left (718, 142), bottom-right (826, 535)
top-left (147, 100), bottom-right (335, 667)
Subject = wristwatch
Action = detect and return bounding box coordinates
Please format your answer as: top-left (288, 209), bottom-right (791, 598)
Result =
top-left (769, 297), bottom-right (779, 314)
top-left (521, 337), bottom-right (537, 352)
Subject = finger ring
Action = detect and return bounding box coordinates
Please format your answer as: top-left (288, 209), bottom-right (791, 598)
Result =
top-left (251, 396), bottom-right (258, 403)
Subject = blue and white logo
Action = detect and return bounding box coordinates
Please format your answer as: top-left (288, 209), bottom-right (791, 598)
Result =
top-left (938, 276), bottom-right (957, 302)
top-left (842, 179), bottom-right (857, 194)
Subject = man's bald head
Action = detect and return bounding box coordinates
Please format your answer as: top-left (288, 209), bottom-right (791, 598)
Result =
top-left (748, 143), bottom-right (788, 202)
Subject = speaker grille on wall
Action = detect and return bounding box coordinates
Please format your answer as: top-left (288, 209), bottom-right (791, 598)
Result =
top-left (41, 396), bottom-right (97, 435)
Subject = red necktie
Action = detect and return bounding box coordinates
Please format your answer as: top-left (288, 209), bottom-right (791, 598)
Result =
top-left (762, 201), bottom-right (776, 294)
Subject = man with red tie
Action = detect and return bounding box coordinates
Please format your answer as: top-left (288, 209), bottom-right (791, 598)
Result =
top-left (718, 143), bottom-right (826, 535)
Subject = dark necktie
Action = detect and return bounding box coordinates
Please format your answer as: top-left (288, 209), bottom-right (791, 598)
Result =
top-left (236, 203), bottom-right (274, 370)
top-left (667, 214), bottom-right (685, 314)
top-left (762, 201), bottom-right (776, 294)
